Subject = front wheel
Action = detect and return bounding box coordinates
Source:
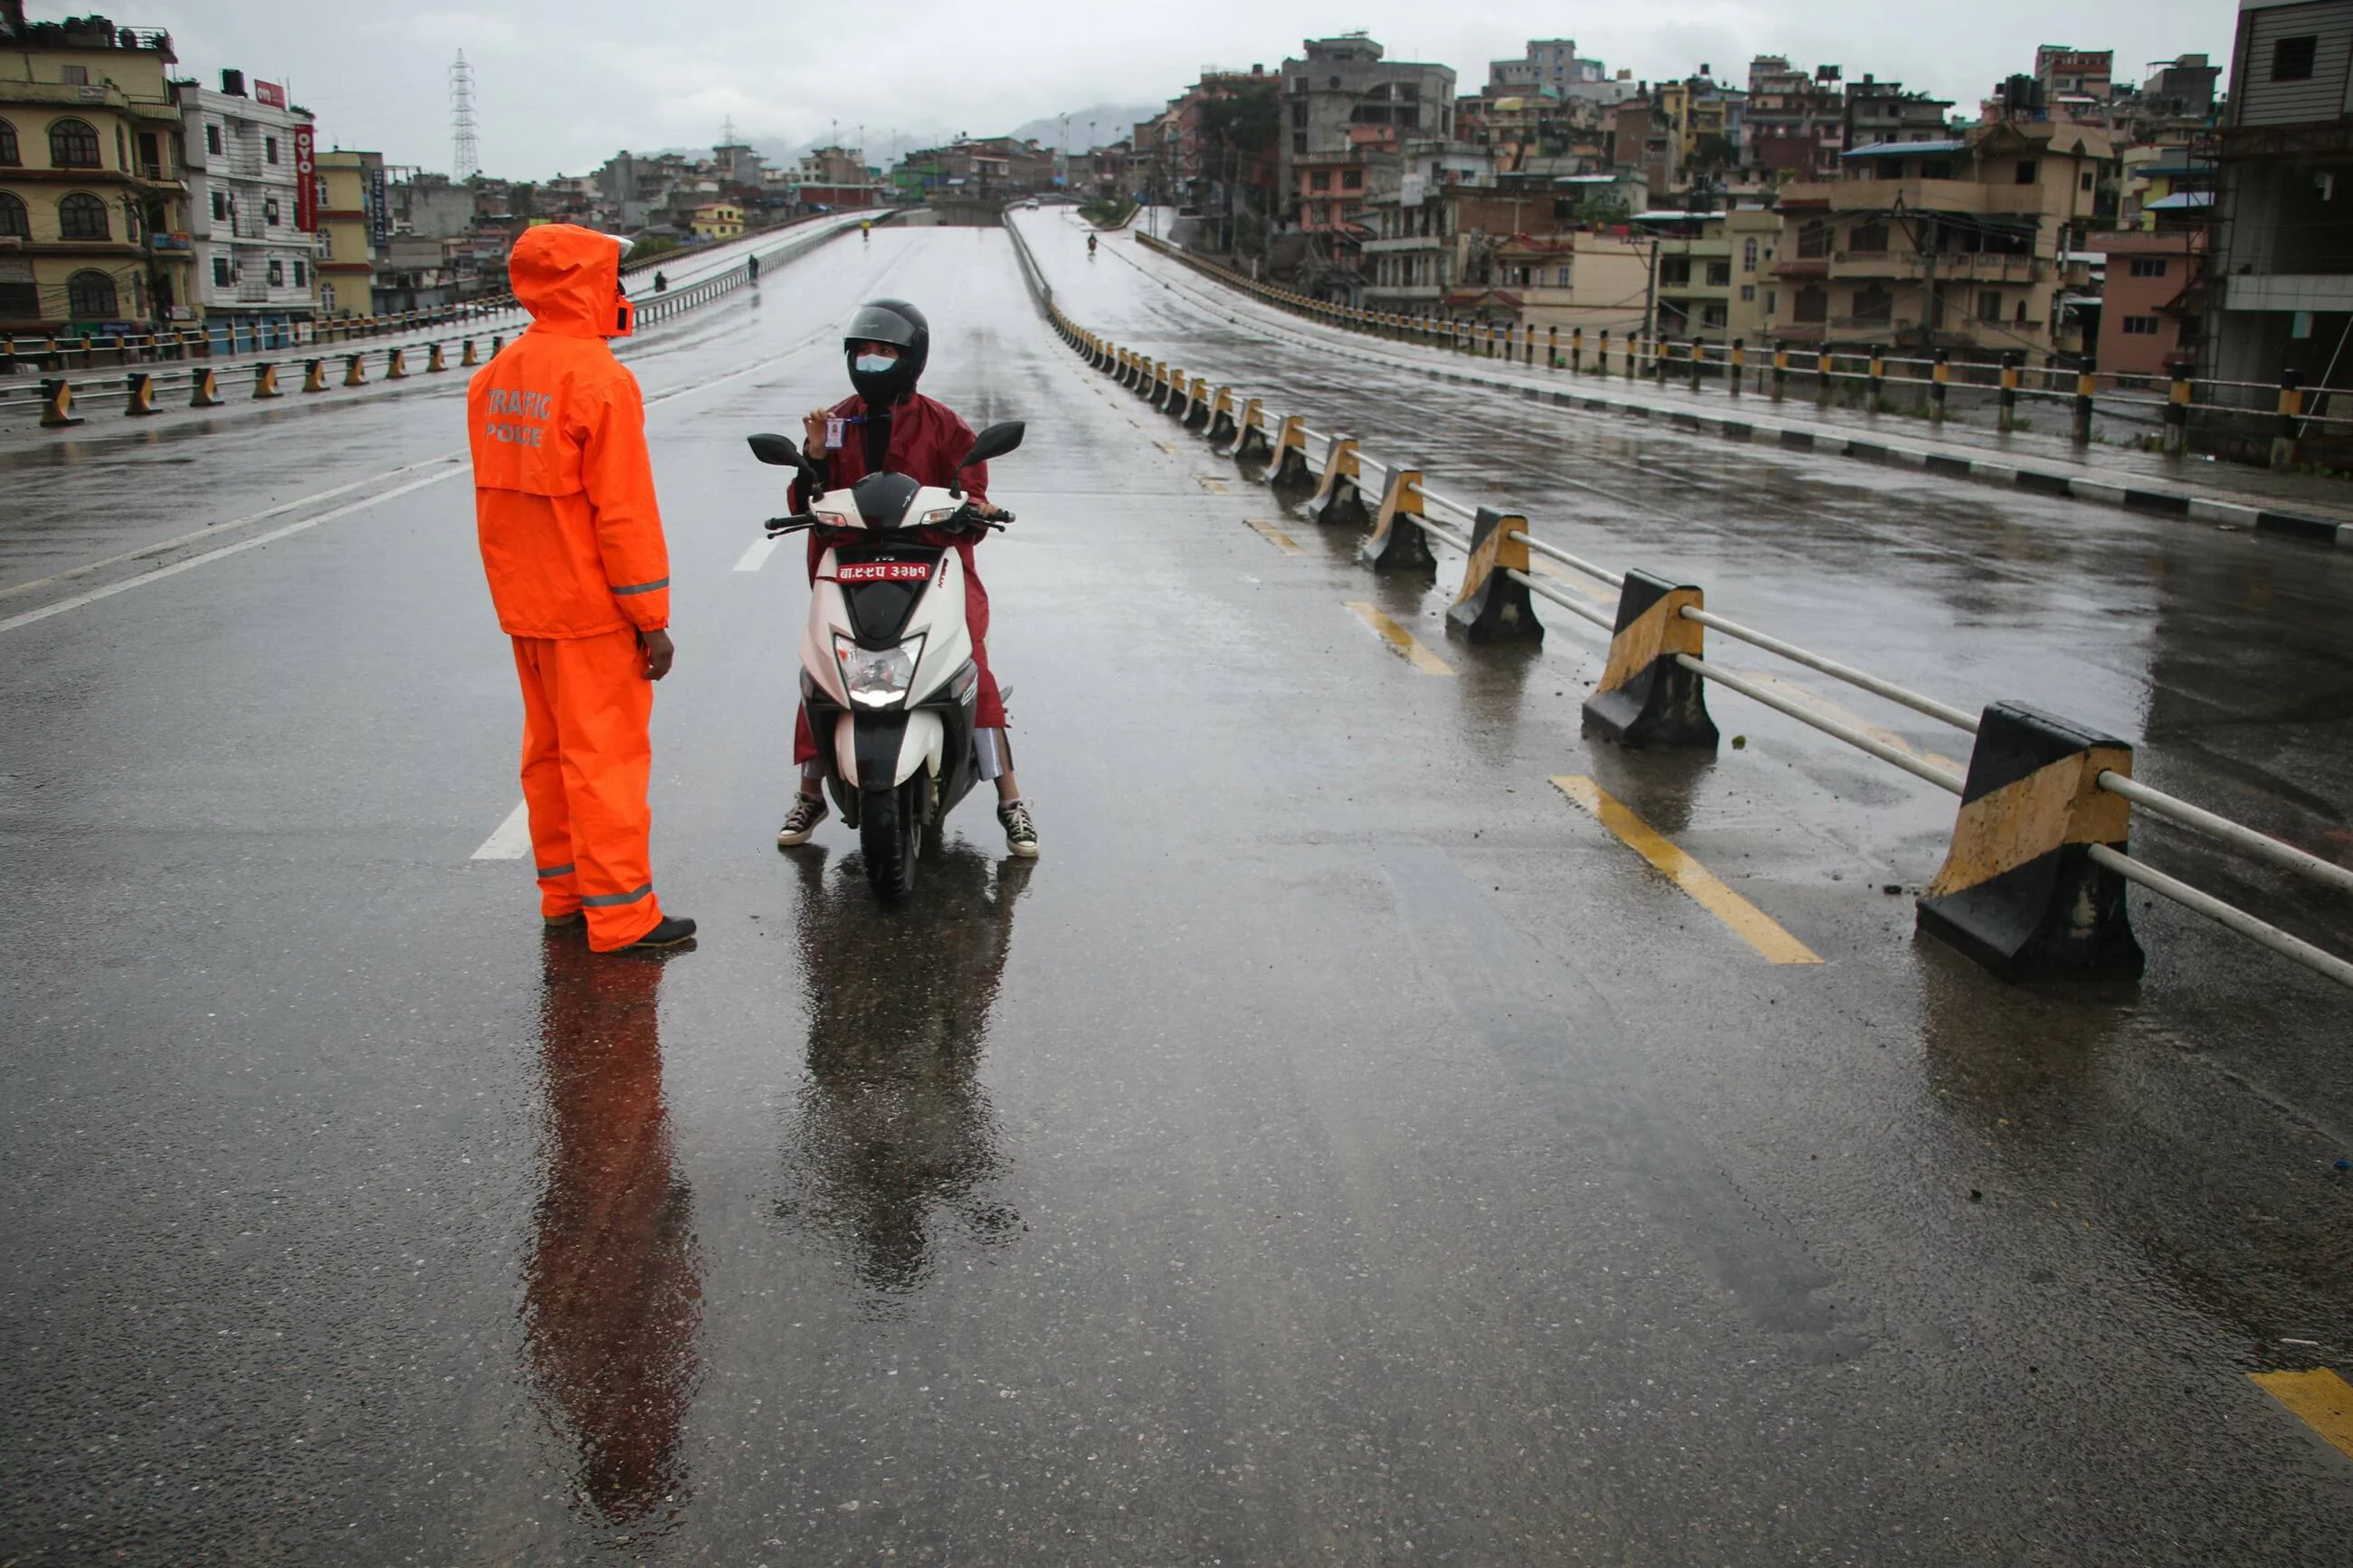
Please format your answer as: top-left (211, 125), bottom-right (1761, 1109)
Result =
top-left (860, 774), bottom-right (929, 901)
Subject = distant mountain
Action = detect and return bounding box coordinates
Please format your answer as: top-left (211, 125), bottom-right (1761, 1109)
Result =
top-left (1009, 104), bottom-right (1164, 151)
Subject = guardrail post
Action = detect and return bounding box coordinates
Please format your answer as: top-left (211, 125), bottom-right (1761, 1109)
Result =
top-left (1929, 349), bottom-right (1950, 423)
top-left (343, 353), bottom-right (367, 387)
top-left (1916, 703), bottom-right (2143, 982)
top-left (2072, 369), bottom-right (2096, 446)
top-left (1582, 570), bottom-right (1717, 748)
top-left (491, 335), bottom-right (505, 357)
top-left (39, 376), bottom-right (83, 428)
top-left (462, 337), bottom-right (480, 368)
top-left (302, 359), bottom-right (328, 394)
top-left (0, 334), bottom-right (17, 375)
top-left (1235, 397), bottom-right (1273, 461)
top-left (1653, 337), bottom-right (1671, 388)
top-left (1310, 435), bottom-right (1369, 525)
top-left (1998, 352), bottom-right (2021, 431)
top-left (386, 347), bottom-right (408, 381)
top-left (1688, 337), bottom-right (1704, 393)
top-left (1207, 386), bottom-right (1238, 443)
top-left (427, 342), bottom-right (448, 374)
top-left (1729, 337), bottom-right (1744, 397)
top-left (123, 370), bottom-right (158, 416)
top-left (1816, 348), bottom-right (1833, 406)
top-left (1771, 342), bottom-right (1788, 402)
top-left (2271, 370), bottom-right (2303, 470)
top-left (189, 366), bottom-right (224, 407)
top-left (1867, 344), bottom-right (1887, 413)
top-left (1449, 509), bottom-right (1543, 644)
top-left (1271, 415), bottom-right (1314, 489)
top-left (1573, 327), bottom-right (1586, 373)
top-left (1547, 325), bottom-right (1558, 368)
top-left (1361, 466), bottom-right (1437, 572)
top-left (252, 361), bottom-right (282, 400)
top-left (2162, 370), bottom-right (2192, 457)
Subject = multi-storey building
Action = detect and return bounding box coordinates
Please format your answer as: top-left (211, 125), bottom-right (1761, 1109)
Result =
top-left (0, 6), bottom-right (193, 331)
top-left (1635, 205), bottom-right (1783, 342)
top-left (1844, 76), bottom-right (1957, 148)
top-left (2094, 229), bottom-right (2205, 375)
top-left (312, 147), bottom-right (385, 318)
top-left (2205, 0), bottom-right (2353, 404)
top-left (1744, 57), bottom-right (1845, 183)
top-left (177, 70), bottom-right (319, 332)
top-left (1278, 34), bottom-right (1453, 228)
top-left (2037, 47), bottom-right (2116, 106)
top-left (1771, 119), bottom-right (2116, 359)
top-left (1488, 40), bottom-right (1592, 101)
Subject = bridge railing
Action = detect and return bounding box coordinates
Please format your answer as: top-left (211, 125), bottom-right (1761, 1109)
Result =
top-left (1006, 221), bottom-right (2353, 993)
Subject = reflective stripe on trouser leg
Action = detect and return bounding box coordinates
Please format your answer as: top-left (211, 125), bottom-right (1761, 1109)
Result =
top-left (974, 727), bottom-right (1006, 782)
top-left (513, 638), bottom-right (580, 919)
top-left (514, 627), bottom-right (663, 950)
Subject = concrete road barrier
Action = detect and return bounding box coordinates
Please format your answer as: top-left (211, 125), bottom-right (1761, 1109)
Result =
top-left (189, 367), bottom-right (224, 408)
top-left (1449, 509), bottom-right (1543, 644)
top-left (123, 372), bottom-right (157, 417)
top-left (40, 377), bottom-right (82, 428)
top-left (1361, 467), bottom-right (1437, 573)
top-left (1310, 435), bottom-right (1368, 525)
top-left (252, 362), bottom-right (282, 400)
top-left (1583, 571), bottom-right (1719, 748)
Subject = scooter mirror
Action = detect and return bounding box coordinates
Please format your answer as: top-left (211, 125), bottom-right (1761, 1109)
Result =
top-left (957, 421), bottom-right (1025, 470)
top-left (748, 432), bottom-right (802, 466)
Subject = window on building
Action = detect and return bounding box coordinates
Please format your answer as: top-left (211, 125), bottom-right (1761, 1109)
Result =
top-left (2015, 158), bottom-right (2038, 185)
top-left (266, 258), bottom-right (284, 285)
top-left (1341, 167), bottom-right (1363, 190)
top-left (212, 189), bottom-right (227, 221)
top-left (48, 118), bottom-right (102, 167)
top-left (1292, 134), bottom-right (1307, 156)
top-left (2129, 256), bottom-right (2167, 278)
top-left (264, 196), bottom-right (281, 225)
top-left (264, 135), bottom-right (279, 165)
top-left (1310, 170), bottom-right (1329, 191)
top-left (1796, 218), bottom-right (1831, 258)
top-left (1705, 260), bottom-right (1731, 286)
top-left (213, 256), bottom-right (231, 287)
top-left (0, 265), bottom-right (36, 318)
top-left (1740, 283), bottom-right (1757, 301)
top-left (1701, 302), bottom-right (1728, 329)
top-left (1742, 236), bottom-right (1758, 270)
top-left (1765, 290), bottom-right (1777, 314)
top-left (59, 63), bottom-right (88, 86)
top-left (0, 188), bottom-right (27, 242)
top-left (1291, 103), bottom-right (1307, 128)
top-left (57, 191), bottom-right (108, 240)
top-left (1852, 282), bottom-right (1893, 324)
top-left (1921, 159), bottom-right (1953, 179)
top-left (2272, 35), bottom-right (2319, 82)
top-left (1849, 221), bottom-right (1889, 254)
top-left (205, 122), bottom-right (222, 156)
top-left (1658, 255), bottom-right (1691, 285)
top-left (318, 229), bottom-right (332, 259)
top-left (1977, 290), bottom-right (2002, 322)
top-left (66, 269), bottom-right (117, 318)
top-left (2121, 315), bottom-right (2160, 336)
top-left (0, 119), bottom-right (16, 166)
top-left (2015, 297), bottom-right (2030, 324)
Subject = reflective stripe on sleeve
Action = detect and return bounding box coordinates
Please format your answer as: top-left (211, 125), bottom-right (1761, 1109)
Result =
top-left (535, 862), bottom-right (576, 879)
top-left (580, 882), bottom-right (653, 908)
top-left (612, 578), bottom-right (669, 596)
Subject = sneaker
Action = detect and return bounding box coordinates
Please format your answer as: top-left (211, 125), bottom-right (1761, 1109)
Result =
top-left (626, 915), bottom-right (698, 949)
top-left (776, 793), bottom-right (828, 847)
top-left (997, 798), bottom-right (1040, 858)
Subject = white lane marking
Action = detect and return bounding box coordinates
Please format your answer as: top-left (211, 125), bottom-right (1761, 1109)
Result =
top-left (0, 465), bottom-right (467, 636)
top-left (734, 535), bottom-right (782, 573)
top-left (471, 799), bottom-right (532, 860)
top-left (0, 451), bottom-right (465, 603)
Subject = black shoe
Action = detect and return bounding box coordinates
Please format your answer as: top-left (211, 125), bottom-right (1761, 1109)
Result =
top-left (543, 911), bottom-right (585, 930)
top-left (625, 915), bottom-right (698, 950)
top-left (776, 792), bottom-right (829, 847)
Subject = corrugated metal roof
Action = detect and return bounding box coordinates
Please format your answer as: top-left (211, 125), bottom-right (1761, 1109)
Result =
top-left (1842, 138), bottom-right (1968, 157)
top-left (2143, 190), bottom-right (2215, 210)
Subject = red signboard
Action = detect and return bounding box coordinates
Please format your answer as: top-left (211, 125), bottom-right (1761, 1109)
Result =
top-left (292, 125), bottom-right (317, 231)
top-left (255, 80), bottom-right (287, 109)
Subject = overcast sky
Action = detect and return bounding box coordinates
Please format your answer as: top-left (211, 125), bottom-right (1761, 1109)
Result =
top-left (89, 2), bottom-right (2236, 176)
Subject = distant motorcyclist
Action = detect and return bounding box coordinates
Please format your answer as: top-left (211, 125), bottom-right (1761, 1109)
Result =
top-left (1087, 233), bottom-right (1098, 259)
top-left (652, 270), bottom-right (668, 292)
top-left (775, 299), bottom-right (1037, 859)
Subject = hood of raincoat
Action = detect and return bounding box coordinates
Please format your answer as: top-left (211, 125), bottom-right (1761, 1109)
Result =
top-left (510, 223), bottom-right (631, 339)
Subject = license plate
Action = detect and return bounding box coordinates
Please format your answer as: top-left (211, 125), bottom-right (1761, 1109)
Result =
top-left (836, 561), bottom-right (930, 584)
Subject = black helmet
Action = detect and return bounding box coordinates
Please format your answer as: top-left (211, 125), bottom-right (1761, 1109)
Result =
top-left (845, 299), bottom-right (929, 405)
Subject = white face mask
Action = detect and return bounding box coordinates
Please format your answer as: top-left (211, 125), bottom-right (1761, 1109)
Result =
top-left (855, 353), bottom-right (897, 375)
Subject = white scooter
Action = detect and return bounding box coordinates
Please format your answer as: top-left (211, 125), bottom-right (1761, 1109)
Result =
top-left (748, 422), bottom-right (1024, 899)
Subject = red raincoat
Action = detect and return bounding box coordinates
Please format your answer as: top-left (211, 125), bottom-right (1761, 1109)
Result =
top-left (791, 391), bottom-right (1004, 765)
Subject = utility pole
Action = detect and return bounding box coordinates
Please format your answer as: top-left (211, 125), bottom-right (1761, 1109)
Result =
top-left (1919, 214), bottom-right (1939, 349)
top-left (1643, 237), bottom-right (1660, 343)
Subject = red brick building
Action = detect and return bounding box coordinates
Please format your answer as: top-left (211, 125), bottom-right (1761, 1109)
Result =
top-left (2095, 228), bottom-right (2204, 376)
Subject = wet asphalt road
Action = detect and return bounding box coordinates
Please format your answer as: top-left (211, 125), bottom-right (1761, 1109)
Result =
top-left (2, 219), bottom-right (2350, 1565)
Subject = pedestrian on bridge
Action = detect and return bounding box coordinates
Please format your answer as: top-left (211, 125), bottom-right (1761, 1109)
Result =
top-left (467, 223), bottom-right (695, 953)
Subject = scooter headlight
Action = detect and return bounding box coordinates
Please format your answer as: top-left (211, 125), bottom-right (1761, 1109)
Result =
top-left (834, 633), bottom-right (921, 708)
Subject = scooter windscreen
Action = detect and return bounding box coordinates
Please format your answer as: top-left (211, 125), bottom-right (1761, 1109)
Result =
top-left (852, 472), bottom-right (922, 529)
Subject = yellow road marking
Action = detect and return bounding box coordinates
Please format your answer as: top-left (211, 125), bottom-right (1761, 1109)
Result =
top-left (1246, 519), bottom-right (1302, 556)
top-left (1733, 670), bottom-right (1968, 775)
top-left (1345, 601), bottom-right (1455, 676)
top-left (1551, 775), bottom-right (1824, 965)
top-left (2253, 1369), bottom-right (2353, 1459)
top-left (1197, 475), bottom-right (1230, 493)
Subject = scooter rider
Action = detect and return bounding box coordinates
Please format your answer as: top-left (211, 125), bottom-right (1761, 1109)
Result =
top-left (776, 299), bottom-right (1038, 858)
top-left (1087, 233), bottom-right (1098, 259)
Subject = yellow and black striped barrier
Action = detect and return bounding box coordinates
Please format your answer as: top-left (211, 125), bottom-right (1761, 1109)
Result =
top-left (123, 372), bottom-right (158, 417)
top-left (462, 338), bottom-right (481, 368)
top-left (252, 362), bottom-right (282, 400)
top-left (1181, 378), bottom-right (1212, 430)
top-left (343, 354), bottom-right (367, 387)
top-left (386, 347), bottom-right (408, 381)
top-left (189, 366), bottom-right (224, 408)
top-left (302, 359), bottom-right (329, 394)
top-left (1310, 435), bottom-right (1368, 526)
top-left (40, 377), bottom-right (82, 428)
top-left (1449, 509), bottom-right (1542, 644)
top-left (426, 342), bottom-right (448, 374)
top-left (1917, 704), bottom-right (2142, 981)
top-left (1206, 386), bottom-right (1239, 445)
top-left (1271, 415), bottom-right (1312, 489)
top-left (1362, 466), bottom-right (1436, 573)
top-left (1234, 397), bottom-right (1272, 461)
top-left (1582, 571), bottom-right (1718, 747)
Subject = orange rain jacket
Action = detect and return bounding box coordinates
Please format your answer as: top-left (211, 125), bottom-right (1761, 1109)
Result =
top-left (468, 224), bottom-right (671, 638)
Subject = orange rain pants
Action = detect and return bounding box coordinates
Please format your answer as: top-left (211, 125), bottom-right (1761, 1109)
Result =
top-left (514, 627), bottom-right (665, 951)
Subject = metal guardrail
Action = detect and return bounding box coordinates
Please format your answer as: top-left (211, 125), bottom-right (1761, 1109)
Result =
top-left (1132, 233), bottom-right (2348, 468)
top-left (4, 214), bottom-right (863, 431)
top-left (1012, 222), bottom-right (2353, 993)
